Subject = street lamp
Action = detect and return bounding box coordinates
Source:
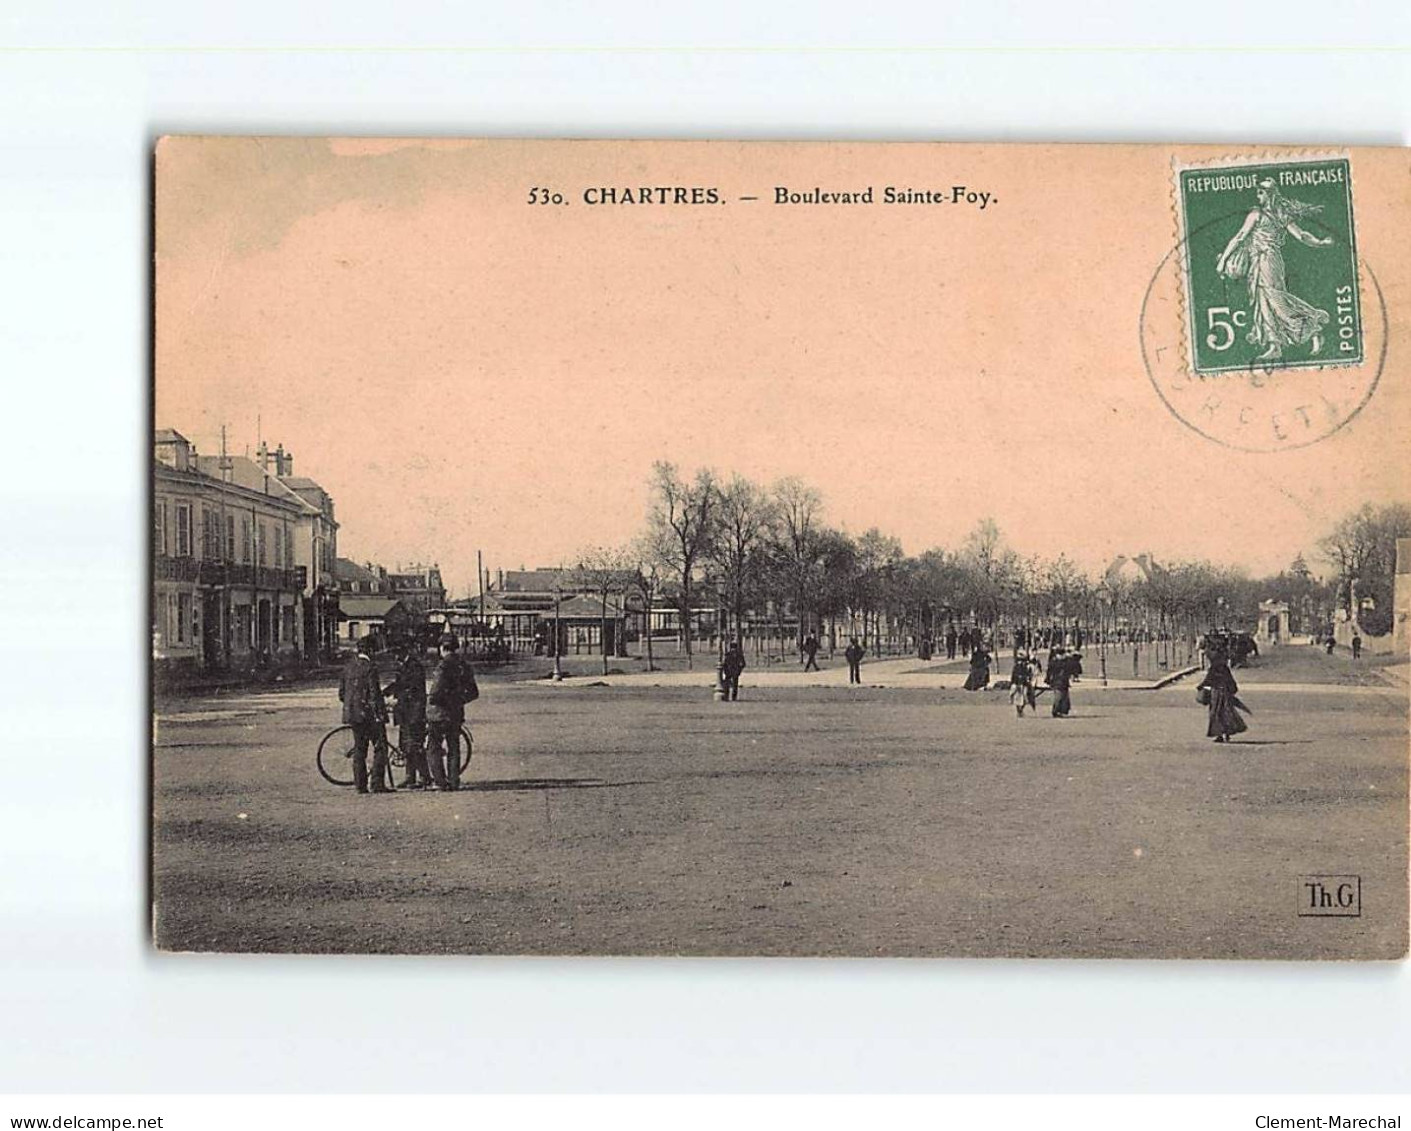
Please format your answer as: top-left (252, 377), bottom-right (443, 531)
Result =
top-left (1097, 583), bottom-right (1112, 687)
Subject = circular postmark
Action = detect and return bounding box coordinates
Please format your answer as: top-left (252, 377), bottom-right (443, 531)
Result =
top-left (1140, 238), bottom-right (1387, 453)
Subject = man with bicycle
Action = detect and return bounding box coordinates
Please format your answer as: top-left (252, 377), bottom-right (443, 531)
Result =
top-left (338, 635), bottom-right (392, 794)
top-left (384, 643), bottom-right (431, 789)
top-left (425, 634), bottom-right (478, 792)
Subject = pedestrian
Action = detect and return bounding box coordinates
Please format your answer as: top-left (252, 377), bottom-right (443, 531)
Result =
top-left (1325, 634), bottom-right (1336, 656)
top-left (802, 632), bottom-right (821, 672)
top-left (845, 637), bottom-right (865, 684)
top-left (384, 644), bottom-right (430, 789)
top-left (1045, 645), bottom-right (1081, 717)
top-left (1196, 648), bottom-right (1250, 743)
top-left (1352, 633), bottom-right (1363, 660)
top-left (338, 636), bottom-right (391, 794)
top-left (1009, 649), bottom-right (1039, 717)
top-left (944, 624), bottom-right (957, 660)
top-left (722, 639), bottom-right (747, 700)
top-left (963, 639), bottom-right (991, 691)
top-left (426, 634), bottom-right (477, 791)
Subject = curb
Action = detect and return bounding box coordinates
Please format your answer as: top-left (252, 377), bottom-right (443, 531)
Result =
top-left (1150, 664), bottom-right (1202, 690)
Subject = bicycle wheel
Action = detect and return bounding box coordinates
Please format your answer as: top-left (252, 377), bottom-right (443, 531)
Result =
top-left (382, 732), bottom-right (404, 790)
top-left (458, 725), bottom-right (474, 774)
top-left (316, 725), bottom-right (359, 786)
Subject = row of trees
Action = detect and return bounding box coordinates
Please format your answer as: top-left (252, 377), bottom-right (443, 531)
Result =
top-left (570, 463), bottom-right (1407, 671)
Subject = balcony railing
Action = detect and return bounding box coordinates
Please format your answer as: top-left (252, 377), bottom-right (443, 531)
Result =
top-left (153, 557), bottom-right (306, 591)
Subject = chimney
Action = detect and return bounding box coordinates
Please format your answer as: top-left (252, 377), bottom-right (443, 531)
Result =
top-left (257, 440), bottom-right (270, 469)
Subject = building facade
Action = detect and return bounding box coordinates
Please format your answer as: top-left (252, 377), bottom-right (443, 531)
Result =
top-left (154, 430), bottom-right (309, 671)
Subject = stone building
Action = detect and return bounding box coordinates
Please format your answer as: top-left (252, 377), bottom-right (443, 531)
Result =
top-left (154, 430), bottom-right (309, 671)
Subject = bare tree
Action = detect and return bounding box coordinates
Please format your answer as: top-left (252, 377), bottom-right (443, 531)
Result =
top-left (626, 531), bottom-right (668, 672)
top-left (647, 461), bottom-right (719, 669)
top-left (1319, 502), bottom-right (1411, 634)
top-left (573, 545), bottom-right (631, 675)
top-left (710, 473), bottom-right (775, 642)
top-left (771, 476), bottom-right (824, 648)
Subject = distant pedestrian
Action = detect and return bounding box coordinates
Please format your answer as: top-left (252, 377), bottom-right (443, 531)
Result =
top-left (1009, 650), bottom-right (1039, 717)
top-left (802, 633), bottom-right (820, 672)
top-left (1045, 645), bottom-right (1081, 717)
top-left (385, 644), bottom-right (430, 789)
top-left (722, 640), bottom-right (747, 700)
top-left (426, 634), bottom-right (477, 791)
top-left (1325, 634), bottom-right (1336, 656)
top-left (845, 638), bottom-right (865, 684)
top-left (338, 636), bottom-right (391, 794)
top-left (963, 641), bottom-right (991, 691)
top-left (1196, 649), bottom-right (1250, 743)
top-left (1352, 633), bottom-right (1363, 660)
top-left (944, 625), bottom-right (957, 660)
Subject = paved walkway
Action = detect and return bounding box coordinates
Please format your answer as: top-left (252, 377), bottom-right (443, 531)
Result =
top-left (548, 655), bottom-right (1201, 692)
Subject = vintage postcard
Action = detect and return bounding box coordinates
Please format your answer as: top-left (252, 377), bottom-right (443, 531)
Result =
top-left (152, 139), bottom-right (1409, 958)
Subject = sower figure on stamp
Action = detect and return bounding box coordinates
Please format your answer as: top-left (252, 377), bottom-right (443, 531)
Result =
top-left (1216, 179), bottom-right (1334, 362)
top-left (426, 634), bottom-right (477, 791)
top-left (339, 635), bottom-right (391, 794)
top-left (385, 643), bottom-right (430, 789)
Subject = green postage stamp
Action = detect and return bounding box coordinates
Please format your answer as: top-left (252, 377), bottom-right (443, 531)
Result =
top-left (1177, 156), bottom-right (1362, 374)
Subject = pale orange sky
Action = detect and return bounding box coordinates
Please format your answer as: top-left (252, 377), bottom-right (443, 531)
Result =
top-left (155, 138), bottom-right (1411, 597)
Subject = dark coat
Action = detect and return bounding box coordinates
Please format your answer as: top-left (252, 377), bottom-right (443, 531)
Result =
top-left (339, 654), bottom-right (387, 725)
top-left (844, 643), bottom-right (865, 664)
top-left (723, 646), bottom-right (747, 676)
top-left (427, 653), bottom-right (467, 725)
top-left (386, 654), bottom-right (427, 725)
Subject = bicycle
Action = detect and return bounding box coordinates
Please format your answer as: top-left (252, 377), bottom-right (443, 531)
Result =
top-left (316, 723), bottom-right (474, 788)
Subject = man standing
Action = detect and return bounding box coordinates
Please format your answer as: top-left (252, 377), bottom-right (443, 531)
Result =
top-left (385, 644), bottom-right (430, 789)
top-left (1352, 633), bottom-right (1363, 660)
top-left (722, 639), bottom-right (747, 700)
top-left (426, 635), bottom-right (474, 791)
top-left (845, 637), bottom-right (865, 684)
top-left (944, 624), bottom-right (957, 660)
top-left (338, 636), bottom-right (391, 794)
top-left (802, 632), bottom-right (820, 672)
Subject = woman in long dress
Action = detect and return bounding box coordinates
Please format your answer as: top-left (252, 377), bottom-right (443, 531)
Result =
top-left (1196, 650), bottom-right (1250, 743)
top-left (1216, 179), bottom-right (1335, 362)
top-left (963, 640), bottom-right (991, 691)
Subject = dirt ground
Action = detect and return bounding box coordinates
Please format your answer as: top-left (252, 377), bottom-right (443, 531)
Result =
top-left (151, 646), bottom-right (1408, 958)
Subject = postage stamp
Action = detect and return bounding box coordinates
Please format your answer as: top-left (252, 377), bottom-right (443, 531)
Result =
top-left (1176, 156), bottom-right (1362, 374)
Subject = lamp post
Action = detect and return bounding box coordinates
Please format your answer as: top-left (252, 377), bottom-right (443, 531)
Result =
top-left (551, 581), bottom-right (563, 682)
top-left (1097, 583), bottom-right (1112, 687)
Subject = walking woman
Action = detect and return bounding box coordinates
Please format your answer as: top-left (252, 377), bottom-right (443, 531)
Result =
top-left (1196, 649), bottom-right (1251, 743)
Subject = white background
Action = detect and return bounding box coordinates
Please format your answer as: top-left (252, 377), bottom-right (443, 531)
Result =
top-left (1, 1), bottom-right (1409, 1094)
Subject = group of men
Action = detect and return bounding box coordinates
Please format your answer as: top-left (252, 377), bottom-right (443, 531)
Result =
top-left (338, 634), bottom-right (478, 794)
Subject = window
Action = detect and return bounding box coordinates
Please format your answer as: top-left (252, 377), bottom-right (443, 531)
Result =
top-left (273, 524), bottom-right (283, 568)
top-left (241, 517), bottom-right (251, 564)
top-left (154, 501), bottom-right (167, 556)
top-left (175, 504), bottom-right (192, 558)
top-left (257, 522), bottom-right (267, 566)
top-left (282, 605), bottom-right (296, 646)
top-left (286, 527), bottom-right (295, 570)
top-left (225, 514), bottom-right (235, 562)
top-left (176, 593), bottom-right (191, 644)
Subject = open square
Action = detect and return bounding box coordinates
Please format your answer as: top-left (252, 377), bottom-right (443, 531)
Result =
top-left (153, 646), bottom-right (1407, 959)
